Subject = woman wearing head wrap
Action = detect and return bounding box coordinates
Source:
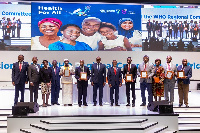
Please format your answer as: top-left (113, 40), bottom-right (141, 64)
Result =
top-left (118, 18), bottom-right (142, 51)
top-left (31, 18), bottom-right (62, 50)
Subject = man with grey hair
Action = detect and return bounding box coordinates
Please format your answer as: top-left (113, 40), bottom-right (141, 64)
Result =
top-left (76, 17), bottom-right (101, 51)
top-left (163, 55), bottom-right (177, 105)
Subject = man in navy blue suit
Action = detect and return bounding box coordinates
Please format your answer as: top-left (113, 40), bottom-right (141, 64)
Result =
top-left (177, 59), bottom-right (192, 108)
top-left (51, 60), bottom-right (61, 105)
top-left (123, 57), bottom-right (137, 107)
top-left (12, 54), bottom-right (29, 106)
top-left (91, 56), bottom-right (106, 106)
top-left (107, 60), bottom-right (122, 106)
top-left (75, 60), bottom-right (90, 107)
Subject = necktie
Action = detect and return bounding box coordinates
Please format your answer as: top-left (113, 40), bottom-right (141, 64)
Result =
top-left (98, 64), bottom-right (100, 71)
top-left (114, 67), bottom-right (116, 75)
top-left (167, 63), bottom-right (170, 70)
top-left (149, 23), bottom-right (150, 26)
top-left (54, 68), bottom-right (56, 75)
top-left (144, 64), bottom-right (146, 71)
top-left (19, 63), bottom-right (22, 72)
top-left (128, 64), bottom-right (130, 72)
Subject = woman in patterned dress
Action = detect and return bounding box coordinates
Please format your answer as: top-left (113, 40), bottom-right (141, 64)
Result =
top-left (40, 60), bottom-right (52, 107)
top-left (59, 59), bottom-right (74, 106)
top-left (152, 59), bottom-right (165, 101)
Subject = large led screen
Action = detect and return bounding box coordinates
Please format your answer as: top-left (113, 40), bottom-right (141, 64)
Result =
top-left (31, 3), bottom-right (142, 51)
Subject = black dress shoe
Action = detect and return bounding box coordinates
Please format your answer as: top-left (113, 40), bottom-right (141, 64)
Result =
top-left (68, 104), bottom-right (72, 106)
top-left (84, 104), bottom-right (88, 106)
top-left (115, 104), bottom-right (120, 106)
top-left (99, 104), bottom-right (103, 106)
top-left (126, 104), bottom-right (130, 106)
top-left (51, 103), bottom-right (55, 105)
top-left (110, 103), bottom-right (113, 106)
top-left (140, 103), bottom-right (146, 106)
top-left (78, 104), bottom-right (81, 107)
top-left (56, 103), bottom-right (60, 105)
top-left (179, 104), bottom-right (183, 107)
top-left (132, 104), bottom-right (135, 107)
top-left (93, 103), bottom-right (96, 106)
top-left (186, 105), bottom-right (189, 108)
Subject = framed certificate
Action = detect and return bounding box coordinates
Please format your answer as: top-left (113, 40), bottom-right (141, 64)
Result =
top-left (80, 72), bottom-right (87, 80)
top-left (166, 71), bottom-right (173, 79)
top-left (126, 74), bottom-right (133, 82)
top-left (177, 71), bottom-right (185, 78)
top-left (153, 77), bottom-right (160, 83)
top-left (141, 71), bottom-right (147, 78)
top-left (64, 69), bottom-right (70, 77)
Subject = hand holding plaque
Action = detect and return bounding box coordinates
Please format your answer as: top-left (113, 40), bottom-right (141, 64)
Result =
top-left (166, 71), bottom-right (173, 79)
top-left (126, 74), bottom-right (133, 82)
top-left (177, 71), bottom-right (186, 79)
top-left (140, 71), bottom-right (147, 78)
top-left (80, 72), bottom-right (87, 80)
top-left (64, 69), bottom-right (70, 77)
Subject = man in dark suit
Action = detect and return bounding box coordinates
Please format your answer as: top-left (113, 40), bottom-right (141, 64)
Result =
top-left (137, 55), bottom-right (154, 106)
top-left (91, 56), bottom-right (106, 106)
top-left (51, 60), bottom-right (61, 105)
top-left (146, 19), bottom-right (152, 39)
top-left (152, 20), bottom-right (156, 37)
top-left (107, 60), bottom-right (122, 106)
top-left (168, 21), bottom-right (173, 39)
top-left (179, 21), bottom-right (184, 39)
top-left (12, 54), bottom-right (29, 106)
top-left (75, 60), bottom-right (90, 107)
top-left (159, 21), bottom-right (162, 37)
top-left (173, 20), bottom-right (178, 39)
top-left (28, 57), bottom-right (40, 103)
top-left (177, 59), bottom-right (192, 108)
top-left (123, 57), bottom-right (137, 107)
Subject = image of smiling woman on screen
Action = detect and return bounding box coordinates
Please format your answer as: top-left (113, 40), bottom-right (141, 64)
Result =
top-left (118, 18), bottom-right (142, 51)
top-left (31, 18), bottom-right (62, 50)
top-left (48, 24), bottom-right (92, 51)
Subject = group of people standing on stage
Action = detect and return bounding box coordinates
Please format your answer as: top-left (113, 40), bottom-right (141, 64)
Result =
top-left (12, 54), bottom-right (192, 108)
top-left (146, 19), bottom-right (200, 40)
top-left (1, 16), bottom-right (22, 38)
top-left (31, 17), bottom-right (142, 51)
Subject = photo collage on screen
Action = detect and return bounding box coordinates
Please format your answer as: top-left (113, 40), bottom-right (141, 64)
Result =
top-left (1, 2), bottom-right (200, 51)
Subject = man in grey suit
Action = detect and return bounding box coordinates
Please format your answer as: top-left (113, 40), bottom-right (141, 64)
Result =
top-left (91, 56), bottom-right (106, 106)
top-left (28, 57), bottom-right (40, 103)
top-left (163, 56), bottom-right (177, 105)
top-left (137, 55), bottom-right (154, 106)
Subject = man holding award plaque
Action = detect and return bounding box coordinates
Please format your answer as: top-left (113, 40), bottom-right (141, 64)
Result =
top-left (75, 60), bottom-right (90, 107)
top-left (137, 55), bottom-right (154, 106)
top-left (91, 56), bottom-right (106, 106)
top-left (177, 59), bottom-right (192, 108)
top-left (59, 59), bottom-right (74, 106)
top-left (163, 56), bottom-right (177, 105)
top-left (123, 57), bottom-right (137, 107)
top-left (107, 60), bottom-right (122, 106)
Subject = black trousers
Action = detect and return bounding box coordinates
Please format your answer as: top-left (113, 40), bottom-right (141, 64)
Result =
top-left (93, 83), bottom-right (103, 104)
top-left (126, 82), bottom-right (135, 105)
top-left (29, 82), bottom-right (39, 103)
top-left (110, 84), bottom-right (119, 104)
top-left (78, 85), bottom-right (87, 105)
top-left (14, 82), bottom-right (25, 105)
top-left (51, 81), bottom-right (60, 104)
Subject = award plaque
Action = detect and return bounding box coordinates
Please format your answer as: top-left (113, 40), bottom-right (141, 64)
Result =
top-left (126, 74), bottom-right (133, 82)
top-left (64, 69), bottom-right (70, 77)
top-left (177, 71), bottom-right (185, 78)
top-left (153, 77), bottom-right (160, 83)
top-left (166, 71), bottom-right (173, 79)
top-left (80, 72), bottom-right (87, 80)
top-left (141, 71), bottom-right (147, 78)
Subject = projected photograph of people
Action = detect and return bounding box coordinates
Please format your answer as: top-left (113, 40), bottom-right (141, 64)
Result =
top-left (31, 3), bottom-right (142, 51)
top-left (142, 5), bottom-right (200, 51)
top-left (0, 3), bottom-right (31, 51)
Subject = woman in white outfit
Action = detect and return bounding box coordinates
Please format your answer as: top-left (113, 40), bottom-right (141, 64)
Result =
top-left (59, 59), bottom-right (74, 106)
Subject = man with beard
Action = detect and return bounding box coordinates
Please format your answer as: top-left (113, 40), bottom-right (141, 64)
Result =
top-left (76, 17), bottom-right (101, 51)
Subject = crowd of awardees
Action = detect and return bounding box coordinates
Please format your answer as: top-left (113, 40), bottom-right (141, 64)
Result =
top-left (31, 17), bottom-right (142, 51)
top-left (12, 55), bottom-right (192, 108)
